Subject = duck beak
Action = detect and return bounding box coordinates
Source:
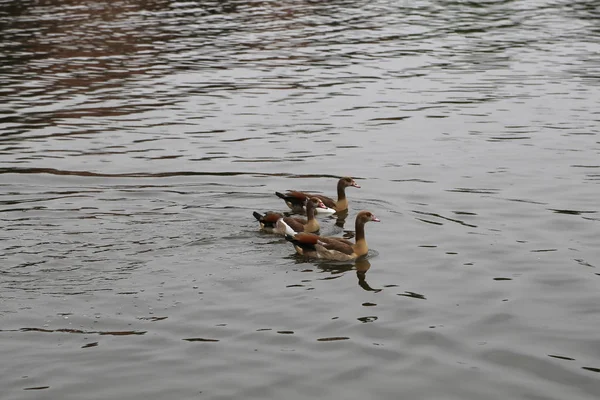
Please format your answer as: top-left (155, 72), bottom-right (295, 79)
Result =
top-left (371, 215), bottom-right (380, 222)
top-left (318, 201), bottom-right (327, 209)
top-left (351, 181), bottom-right (361, 188)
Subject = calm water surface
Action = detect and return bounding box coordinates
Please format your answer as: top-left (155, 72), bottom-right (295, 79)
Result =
top-left (1, 0), bottom-right (599, 399)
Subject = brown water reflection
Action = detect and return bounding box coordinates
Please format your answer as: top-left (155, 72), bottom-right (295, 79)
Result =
top-left (356, 258), bottom-right (381, 292)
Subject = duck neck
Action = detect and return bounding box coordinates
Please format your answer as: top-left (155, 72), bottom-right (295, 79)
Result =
top-left (353, 219), bottom-right (368, 256)
top-left (304, 202), bottom-right (320, 233)
top-left (337, 180), bottom-right (347, 202)
top-left (355, 219), bottom-right (366, 242)
top-left (336, 181), bottom-right (349, 211)
top-left (306, 202), bottom-right (315, 221)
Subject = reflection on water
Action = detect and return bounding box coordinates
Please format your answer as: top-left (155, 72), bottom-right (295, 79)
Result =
top-left (334, 209), bottom-right (349, 229)
top-left (306, 255), bottom-right (381, 292)
top-left (1, 0), bottom-right (600, 399)
top-left (356, 258), bottom-right (381, 292)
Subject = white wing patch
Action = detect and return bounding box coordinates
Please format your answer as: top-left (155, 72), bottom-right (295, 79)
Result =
top-left (315, 207), bottom-right (336, 215)
top-left (274, 219), bottom-right (297, 236)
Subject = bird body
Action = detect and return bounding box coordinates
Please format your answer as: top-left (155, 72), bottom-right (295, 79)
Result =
top-left (285, 211), bottom-right (379, 261)
top-left (253, 198), bottom-right (326, 235)
top-left (276, 177), bottom-right (360, 214)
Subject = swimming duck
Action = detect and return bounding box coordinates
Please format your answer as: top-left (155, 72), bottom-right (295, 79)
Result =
top-left (284, 210), bottom-right (379, 261)
top-left (253, 197), bottom-right (327, 236)
top-left (275, 177), bottom-right (360, 214)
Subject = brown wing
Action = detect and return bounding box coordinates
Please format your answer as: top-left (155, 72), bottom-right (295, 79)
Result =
top-left (287, 191), bottom-right (310, 201)
top-left (254, 211), bottom-right (283, 229)
top-left (329, 237), bottom-right (354, 246)
top-left (277, 191), bottom-right (335, 210)
top-left (276, 191), bottom-right (308, 210)
top-left (292, 232), bottom-right (319, 244)
top-left (287, 191), bottom-right (334, 207)
top-left (261, 212), bottom-right (283, 223)
top-left (291, 216), bottom-right (308, 224)
top-left (308, 194), bottom-right (335, 209)
top-left (282, 216), bottom-right (307, 233)
top-left (318, 237), bottom-right (354, 255)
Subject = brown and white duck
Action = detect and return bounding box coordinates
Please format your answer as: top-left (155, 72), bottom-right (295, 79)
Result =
top-left (253, 197), bottom-right (327, 236)
top-left (284, 210), bottom-right (380, 261)
top-left (275, 177), bottom-right (360, 215)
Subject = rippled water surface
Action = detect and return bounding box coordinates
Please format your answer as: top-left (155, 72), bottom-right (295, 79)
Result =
top-left (1, 0), bottom-right (600, 399)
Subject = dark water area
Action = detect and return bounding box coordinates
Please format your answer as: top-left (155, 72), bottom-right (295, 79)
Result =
top-left (1, 0), bottom-right (599, 399)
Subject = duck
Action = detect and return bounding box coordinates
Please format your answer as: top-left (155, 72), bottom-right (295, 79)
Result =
top-left (253, 197), bottom-right (327, 236)
top-left (284, 210), bottom-right (380, 261)
top-left (275, 177), bottom-right (360, 215)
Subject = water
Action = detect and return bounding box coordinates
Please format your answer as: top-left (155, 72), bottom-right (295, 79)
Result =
top-left (1, 0), bottom-right (599, 398)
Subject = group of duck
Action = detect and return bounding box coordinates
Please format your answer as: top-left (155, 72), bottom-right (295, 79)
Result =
top-left (253, 177), bottom-right (380, 261)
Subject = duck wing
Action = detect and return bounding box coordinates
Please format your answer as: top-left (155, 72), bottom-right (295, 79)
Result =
top-left (275, 191), bottom-right (308, 208)
top-left (253, 211), bottom-right (283, 229)
top-left (276, 191), bottom-right (336, 210)
top-left (307, 194), bottom-right (336, 210)
top-left (282, 216), bottom-right (307, 233)
top-left (317, 237), bottom-right (354, 255)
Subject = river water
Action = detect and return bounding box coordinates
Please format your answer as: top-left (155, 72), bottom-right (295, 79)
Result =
top-left (1, 0), bottom-right (599, 399)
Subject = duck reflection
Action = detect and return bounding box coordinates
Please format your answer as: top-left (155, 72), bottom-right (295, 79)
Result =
top-left (330, 209), bottom-right (357, 240)
top-left (333, 209), bottom-right (349, 229)
top-left (314, 257), bottom-right (380, 292)
top-left (356, 258), bottom-right (381, 292)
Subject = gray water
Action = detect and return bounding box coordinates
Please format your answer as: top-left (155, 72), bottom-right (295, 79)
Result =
top-left (1, 0), bottom-right (600, 399)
